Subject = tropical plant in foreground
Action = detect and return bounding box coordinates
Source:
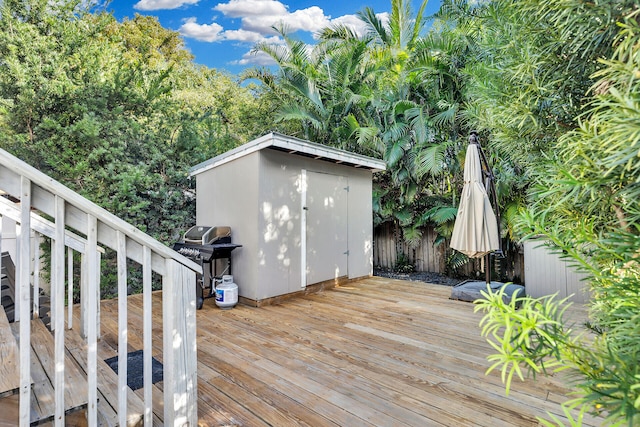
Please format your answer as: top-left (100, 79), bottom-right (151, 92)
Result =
top-left (476, 8), bottom-right (640, 426)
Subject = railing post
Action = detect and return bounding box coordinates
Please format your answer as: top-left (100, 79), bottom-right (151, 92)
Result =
top-left (32, 233), bottom-right (40, 320)
top-left (163, 260), bottom-right (198, 426)
top-left (0, 148), bottom-right (202, 426)
top-left (53, 196), bottom-right (66, 426)
top-left (18, 176), bottom-right (31, 427)
top-left (86, 214), bottom-right (98, 426)
top-left (67, 247), bottom-right (73, 328)
top-left (143, 245), bottom-right (153, 426)
top-left (80, 252), bottom-right (87, 338)
top-left (116, 231), bottom-right (128, 427)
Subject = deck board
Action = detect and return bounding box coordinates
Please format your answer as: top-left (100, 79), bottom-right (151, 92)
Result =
top-left (0, 308), bottom-right (20, 397)
top-left (1, 318), bottom-right (88, 426)
top-left (64, 326), bottom-right (145, 427)
top-left (90, 276), bottom-right (599, 427)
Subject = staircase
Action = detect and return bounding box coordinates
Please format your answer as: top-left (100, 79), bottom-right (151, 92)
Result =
top-left (0, 148), bottom-right (201, 426)
top-left (1, 252), bottom-right (50, 327)
top-left (0, 304), bottom-right (20, 399)
top-left (0, 313), bottom-right (88, 425)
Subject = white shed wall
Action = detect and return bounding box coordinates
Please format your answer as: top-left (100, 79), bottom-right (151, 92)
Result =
top-left (195, 152), bottom-right (260, 300)
top-left (259, 150), bottom-right (374, 292)
top-left (523, 240), bottom-right (591, 303)
top-left (347, 171), bottom-right (374, 279)
top-left (195, 146), bottom-right (376, 303)
top-left (256, 150), bottom-right (303, 299)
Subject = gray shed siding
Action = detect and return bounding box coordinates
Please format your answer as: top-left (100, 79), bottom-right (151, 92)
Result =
top-left (195, 152), bottom-right (261, 300)
top-left (195, 147), bottom-right (376, 303)
top-left (257, 150), bottom-right (304, 299)
top-left (523, 240), bottom-right (591, 303)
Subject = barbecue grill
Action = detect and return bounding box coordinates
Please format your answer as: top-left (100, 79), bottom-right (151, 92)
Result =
top-left (173, 225), bottom-right (242, 309)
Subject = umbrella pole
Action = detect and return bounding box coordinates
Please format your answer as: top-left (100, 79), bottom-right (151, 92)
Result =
top-left (472, 131), bottom-right (503, 285)
top-left (485, 253), bottom-right (491, 285)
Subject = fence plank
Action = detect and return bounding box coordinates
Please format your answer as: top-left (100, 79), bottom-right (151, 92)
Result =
top-left (373, 223), bottom-right (523, 281)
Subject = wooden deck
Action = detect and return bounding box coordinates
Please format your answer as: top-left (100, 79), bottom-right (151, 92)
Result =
top-left (94, 276), bottom-right (598, 426)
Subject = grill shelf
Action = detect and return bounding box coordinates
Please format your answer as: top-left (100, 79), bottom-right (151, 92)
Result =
top-left (173, 226), bottom-right (242, 309)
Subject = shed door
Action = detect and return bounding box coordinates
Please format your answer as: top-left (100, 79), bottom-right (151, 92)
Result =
top-left (304, 171), bottom-right (348, 286)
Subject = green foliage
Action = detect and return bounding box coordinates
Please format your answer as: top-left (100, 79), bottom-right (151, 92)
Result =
top-left (474, 5), bottom-right (640, 425)
top-left (475, 289), bottom-right (575, 394)
top-left (0, 0), bottom-right (273, 293)
top-left (249, 0), bottom-right (470, 250)
top-left (4, 3), bottom-right (638, 423)
top-left (445, 249), bottom-right (468, 274)
top-left (393, 252), bottom-right (415, 274)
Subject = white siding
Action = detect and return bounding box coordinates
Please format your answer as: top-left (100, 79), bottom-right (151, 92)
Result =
top-left (195, 152), bottom-right (260, 300)
top-left (523, 240), bottom-right (591, 303)
top-left (346, 169), bottom-right (374, 279)
top-left (195, 144), bottom-right (377, 303)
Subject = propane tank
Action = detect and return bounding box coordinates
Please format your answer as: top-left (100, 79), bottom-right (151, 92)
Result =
top-left (215, 275), bottom-right (238, 309)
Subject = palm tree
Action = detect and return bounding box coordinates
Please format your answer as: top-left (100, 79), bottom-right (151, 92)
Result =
top-left (244, 25), bottom-right (377, 149)
top-left (247, 0), bottom-right (472, 255)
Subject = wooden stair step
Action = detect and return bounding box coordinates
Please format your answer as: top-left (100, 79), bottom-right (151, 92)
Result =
top-left (1, 318), bottom-right (88, 426)
top-left (65, 328), bottom-right (145, 427)
top-left (0, 307), bottom-right (20, 397)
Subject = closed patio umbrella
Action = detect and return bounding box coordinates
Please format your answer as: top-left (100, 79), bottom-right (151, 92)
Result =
top-left (449, 133), bottom-right (525, 302)
top-left (450, 134), bottom-right (499, 259)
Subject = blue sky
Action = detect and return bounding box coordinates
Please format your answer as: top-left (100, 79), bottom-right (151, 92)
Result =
top-left (106, 0), bottom-right (441, 75)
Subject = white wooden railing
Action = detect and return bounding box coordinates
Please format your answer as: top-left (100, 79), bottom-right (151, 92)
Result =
top-left (0, 148), bottom-right (201, 426)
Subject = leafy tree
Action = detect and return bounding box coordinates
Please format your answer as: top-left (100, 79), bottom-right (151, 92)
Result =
top-left (474, 4), bottom-right (640, 425)
top-left (248, 0), bottom-right (474, 254)
top-left (0, 0), bottom-right (272, 294)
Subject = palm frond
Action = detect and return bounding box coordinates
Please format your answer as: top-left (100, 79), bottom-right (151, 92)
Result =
top-left (423, 205), bottom-right (459, 225)
top-left (385, 139), bottom-right (405, 167)
top-left (402, 224), bottom-right (423, 248)
top-left (414, 143), bottom-right (447, 177)
top-left (357, 7), bottom-right (391, 46)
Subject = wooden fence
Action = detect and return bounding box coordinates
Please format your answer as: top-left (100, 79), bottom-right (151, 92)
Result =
top-left (373, 222), bottom-right (525, 283)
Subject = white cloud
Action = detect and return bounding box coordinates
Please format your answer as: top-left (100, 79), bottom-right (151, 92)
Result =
top-left (178, 16), bottom-right (284, 44)
top-left (214, 0), bottom-right (329, 35)
top-left (232, 50), bottom-right (277, 67)
top-left (223, 29), bottom-right (267, 43)
top-left (285, 7), bottom-right (330, 33)
top-left (329, 14), bottom-right (371, 37)
top-left (178, 18), bottom-right (224, 42)
top-left (327, 12), bottom-right (390, 38)
top-left (173, 0), bottom-right (392, 71)
top-left (134, 0), bottom-right (199, 11)
top-left (214, 0), bottom-right (288, 18)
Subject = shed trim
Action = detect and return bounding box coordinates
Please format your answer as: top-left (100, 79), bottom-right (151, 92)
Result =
top-left (189, 132), bottom-right (387, 177)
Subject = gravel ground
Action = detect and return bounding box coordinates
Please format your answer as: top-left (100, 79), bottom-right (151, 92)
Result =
top-left (373, 268), bottom-right (461, 287)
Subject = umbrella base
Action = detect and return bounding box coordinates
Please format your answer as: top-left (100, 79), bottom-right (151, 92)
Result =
top-left (450, 280), bottom-right (525, 304)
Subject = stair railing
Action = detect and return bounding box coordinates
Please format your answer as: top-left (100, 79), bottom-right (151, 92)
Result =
top-left (0, 148), bottom-right (201, 427)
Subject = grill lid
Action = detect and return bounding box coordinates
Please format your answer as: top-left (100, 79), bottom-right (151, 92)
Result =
top-left (183, 225), bottom-right (231, 245)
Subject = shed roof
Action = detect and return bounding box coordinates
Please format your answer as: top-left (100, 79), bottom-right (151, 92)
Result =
top-left (189, 132), bottom-right (387, 177)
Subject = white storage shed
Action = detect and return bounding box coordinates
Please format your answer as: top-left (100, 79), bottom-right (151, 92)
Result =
top-left (189, 132), bottom-right (386, 306)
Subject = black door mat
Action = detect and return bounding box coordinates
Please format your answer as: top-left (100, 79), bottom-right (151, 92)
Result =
top-left (104, 350), bottom-right (163, 391)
